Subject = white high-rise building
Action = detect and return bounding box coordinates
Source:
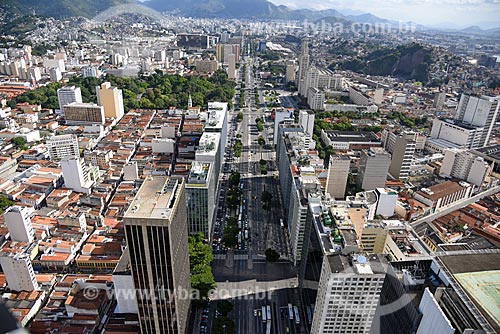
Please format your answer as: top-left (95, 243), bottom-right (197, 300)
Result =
top-left (299, 110), bottom-right (315, 136)
top-left (301, 66), bottom-right (319, 97)
top-left (307, 87), bottom-right (325, 111)
top-left (326, 156), bottom-right (350, 200)
top-left (47, 134), bottom-right (79, 161)
top-left (440, 148), bottom-right (490, 186)
top-left (0, 252), bottom-right (39, 291)
top-left (57, 86), bottom-right (82, 112)
top-left (430, 118), bottom-right (484, 149)
top-left (61, 157), bottom-right (96, 194)
top-left (382, 130), bottom-right (416, 180)
top-left (4, 206), bottom-right (34, 243)
top-left (311, 254), bottom-right (388, 334)
top-left (455, 94), bottom-right (500, 148)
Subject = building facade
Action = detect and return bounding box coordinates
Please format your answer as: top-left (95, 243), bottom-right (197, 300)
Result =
top-left (123, 177), bottom-right (191, 334)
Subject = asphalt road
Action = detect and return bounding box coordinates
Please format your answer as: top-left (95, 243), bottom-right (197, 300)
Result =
top-left (204, 55), bottom-right (307, 334)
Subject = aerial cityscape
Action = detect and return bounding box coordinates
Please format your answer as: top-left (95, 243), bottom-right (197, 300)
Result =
top-left (0, 0), bottom-right (499, 333)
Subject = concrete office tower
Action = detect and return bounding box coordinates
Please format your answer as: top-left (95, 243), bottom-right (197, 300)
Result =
top-left (297, 38), bottom-right (310, 96)
top-left (440, 148), bottom-right (490, 186)
top-left (61, 157), bottom-right (95, 194)
top-left (433, 92), bottom-right (446, 108)
top-left (226, 53), bottom-right (236, 79)
top-left (96, 82), bottom-right (125, 120)
top-left (273, 109), bottom-right (294, 145)
top-left (357, 147), bottom-right (391, 191)
top-left (186, 162), bottom-right (215, 239)
top-left (63, 102), bottom-right (105, 125)
top-left (286, 60), bottom-right (295, 83)
top-left (430, 118), bottom-right (484, 149)
top-left (326, 155), bottom-right (350, 200)
top-left (57, 86), bottom-right (82, 112)
top-left (384, 131), bottom-right (416, 180)
top-left (47, 134), bottom-right (79, 161)
top-left (124, 177), bottom-right (190, 334)
top-left (311, 254), bottom-right (388, 334)
top-left (0, 252), bottom-right (39, 291)
top-left (301, 66), bottom-right (319, 97)
top-left (299, 110), bottom-right (315, 136)
top-left (456, 94), bottom-right (500, 148)
top-left (4, 206), bottom-right (34, 243)
top-left (307, 87), bottom-right (325, 111)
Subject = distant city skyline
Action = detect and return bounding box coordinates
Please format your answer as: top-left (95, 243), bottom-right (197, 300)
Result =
top-left (269, 0), bottom-right (500, 29)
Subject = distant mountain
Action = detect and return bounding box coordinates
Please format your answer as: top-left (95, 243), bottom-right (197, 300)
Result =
top-left (460, 26), bottom-right (500, 37)
top-left (0, 0), bottom-right (134, 18)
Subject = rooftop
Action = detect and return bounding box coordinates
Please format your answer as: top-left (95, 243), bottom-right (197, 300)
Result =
top-left (324, 130), bottom-right (379, 143)
top-left (326, 253), bottom-right (388, 275)
top-left (124, 176), bottom-right (181, 220)
top-left (186, 162), bottom-right (211, 185)
top-left (417, 180), bottom-right (469, 201)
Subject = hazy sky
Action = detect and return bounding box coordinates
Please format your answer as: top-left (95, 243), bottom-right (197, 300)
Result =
top-left (269, 0), bottom-right (500, 28)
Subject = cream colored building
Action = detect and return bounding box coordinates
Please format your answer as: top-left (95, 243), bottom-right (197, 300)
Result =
top-left (96, 82), bottom-right (124, 120)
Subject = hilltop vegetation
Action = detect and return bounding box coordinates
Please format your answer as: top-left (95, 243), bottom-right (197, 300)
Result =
top-left (0, 0), bottom-right (134, 19)
top-left (334, 43), bottom-right (433, 83)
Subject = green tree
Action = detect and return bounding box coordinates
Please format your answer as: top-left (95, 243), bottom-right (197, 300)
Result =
top-left (212, 317), bottom-right (236, 334)
top-left (217, 300), bottom-right (234, 317)
top-left (11, 137), bottom-right (27, 150)
top-left (237, 112), bottom-right (243, 122)
top-left (265, 248), bottom-right (280, 262)
top-left (0, 196), bottom-right (14, 214)
top-left (261, 191), bottom-right (273, 204)
top-left (188, 233), bottom-right (215, 304)
top-left (228, 172), bottom-right (241, 188)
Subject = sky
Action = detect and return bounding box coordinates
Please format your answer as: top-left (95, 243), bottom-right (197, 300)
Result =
top-left (269, 0), bottom-right (500, 28)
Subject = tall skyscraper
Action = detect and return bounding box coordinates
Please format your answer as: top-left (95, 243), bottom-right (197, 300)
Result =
top-left (382, 130), bottom-right (416, 180)
top-left (96, 82), bottom-right (125, 120)
top-left (357, 147), bottom-right (391, 191)
top-left (47, 134), bottom-right (79, 161)
top-left (57, 86), bottom-right (82, 112)
top-left (297, 38), bottom-right (310, 97)
top-left (226, 53), bottom-right (236, 79)
top-left (4, 206), bottom-right (34, 243)
top-left (455, 94), bottom-right (500, 148)
top-left (286, 60), bottom-right (295, 83)
top-left (298, 110), bottom-right (315, 136)
top-left (311, 254), bottom-right (388, 334)
top-left (124, 176), bottom-right (190, 334)
top-left (326, 155), bottom-right (350, 199)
